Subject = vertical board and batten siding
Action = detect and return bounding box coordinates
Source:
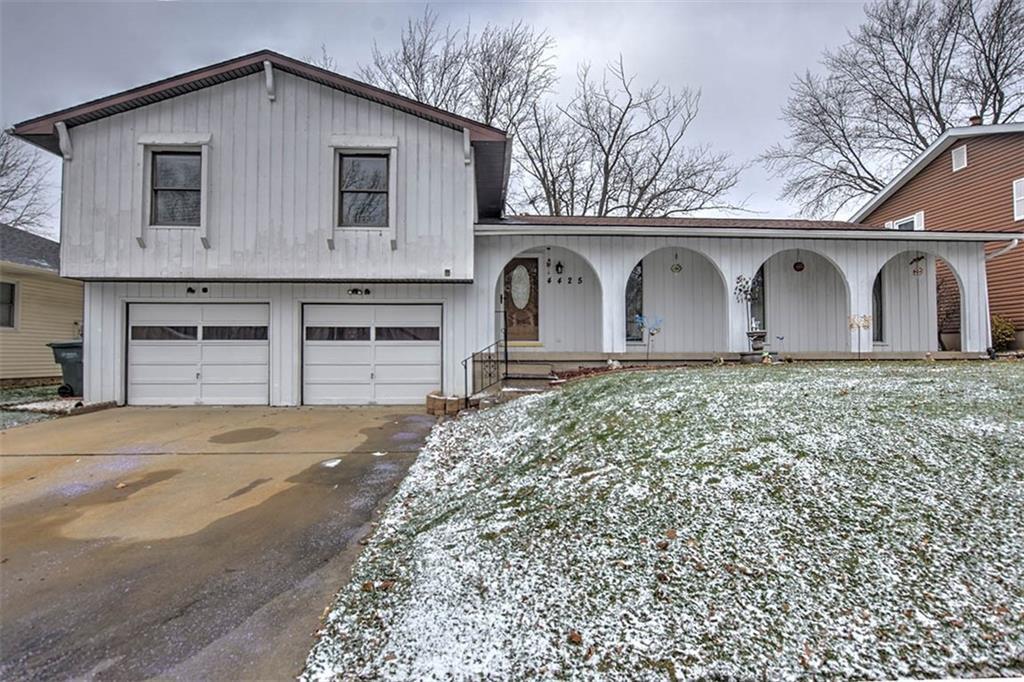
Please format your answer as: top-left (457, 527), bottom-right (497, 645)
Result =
top-left (0, 269), bottom-right (84, 380)
top-left (877, 252), bottom-right (938, 352)
top-left (493, 247), bottom-right (603, 352)
top-left (636, 247), bottom-right (728, 352)
top-left (861, 132), bottom-right (1024, 333)
top-left (475, 234), bottom-right (992, 354)
top-left (84, 281), bottom-right (478, 405)
top-left (61, 71), bottom-right (472, 281)
top-left (763, 250), bottom-right (848, 352)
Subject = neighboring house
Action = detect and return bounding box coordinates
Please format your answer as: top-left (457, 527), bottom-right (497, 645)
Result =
top-left (853, 123), bottom-right (1024, 349)
top-left (10, 50), bottom-right (1023, 406)
top-left (0, 223), bottom-right (84, 385)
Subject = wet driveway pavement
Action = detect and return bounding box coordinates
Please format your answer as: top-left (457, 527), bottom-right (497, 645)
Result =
top-left (0, 406), bottom-right (435, 680)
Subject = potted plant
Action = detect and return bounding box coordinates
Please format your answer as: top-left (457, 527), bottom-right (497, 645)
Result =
top-left (734, 275), bottom-right (767, 351)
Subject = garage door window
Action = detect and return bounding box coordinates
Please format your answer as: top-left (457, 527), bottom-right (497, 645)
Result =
top-left (375, 326), bottom-right (440, 341)
top-left (305, 326), bottom-right (371, 341)
top-left (203, 325), bottom-right (268, 340)
top-left (131, 325), bottom-right (198, 340)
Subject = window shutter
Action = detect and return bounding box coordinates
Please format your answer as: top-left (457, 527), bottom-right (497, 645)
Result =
top-left (1014, 178), bottom-right (1024, 221)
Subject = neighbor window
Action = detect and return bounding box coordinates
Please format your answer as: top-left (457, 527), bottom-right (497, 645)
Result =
top-left (338, 153), bottom-right (389, 227)
top-left (951, 145), bottom-right (967, 172)
top-left (151, 151), bottom-right (202, 226)
top-left (889, 212), bottom-right (924, 231)
top-left (1014, 178), bottom-right (1024, 221)
top-left (872, 274), bottom-right (884, 343)
top-left (0, 282), bottom-right (15, 328)
top-left (625, 261), bottom-right (643, 341)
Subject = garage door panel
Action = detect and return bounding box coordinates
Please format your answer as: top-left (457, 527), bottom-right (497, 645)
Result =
top-left (200, 383), bottom-right (269, 405)
top-left (200, 363), bottom-right (269, 383)
top-left (303, 304), bottom-right (441, 405)
top-left (373, 344), bottom-right (440, 364)
top-left (130, 343), bottom-right (201, 364)
top-left (202, 304), bottom-right (269, 324)
top-left (201, 343), bottom-right (269, 364)
top-left (374, 363), bottom-right (442, 382)
top-left (303, 383), bottom-right (373, 405)
top-left (303, 344), bottom-right (373, 365)
top-left (305, 305), bottom-right (373, 325)
top-left (130, 304), bottom-right (199, 324)
top-left (129, 382), bottom-right (200, 405)
top-left (128, 364), bottom-right (198, 383)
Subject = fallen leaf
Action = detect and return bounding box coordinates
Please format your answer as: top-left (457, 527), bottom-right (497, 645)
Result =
top-left (568, 629), bottom-right (583, 645)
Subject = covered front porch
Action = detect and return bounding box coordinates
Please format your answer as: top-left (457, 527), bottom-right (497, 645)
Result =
top-left (464, 221), bottom-right (1011, 392)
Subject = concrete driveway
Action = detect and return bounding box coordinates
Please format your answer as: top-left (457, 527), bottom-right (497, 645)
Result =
top-left (0, 406), bottom-right (435, 681)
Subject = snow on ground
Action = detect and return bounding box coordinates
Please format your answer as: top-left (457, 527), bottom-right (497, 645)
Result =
top-left (303, 362), bottom-right (1024, 680)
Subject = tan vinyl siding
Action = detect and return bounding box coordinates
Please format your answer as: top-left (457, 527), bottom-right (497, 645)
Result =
top-left (0, 267), bottom-right (84, 380)
top-left (862, 132), bottom-right (1024, 330)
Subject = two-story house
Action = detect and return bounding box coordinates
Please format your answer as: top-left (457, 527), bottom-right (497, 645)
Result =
top-left (853, 122), bottom-right (1024, 350)
top-left (11, 51), bottom-right (1023, 406)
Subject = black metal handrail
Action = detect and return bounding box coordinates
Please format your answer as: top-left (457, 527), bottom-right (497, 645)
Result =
top-left (462, 317), bottom-right (509, 406)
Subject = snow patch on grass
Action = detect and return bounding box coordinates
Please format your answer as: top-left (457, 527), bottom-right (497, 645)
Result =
top-left (303, 363), bottom-right (1024, 680)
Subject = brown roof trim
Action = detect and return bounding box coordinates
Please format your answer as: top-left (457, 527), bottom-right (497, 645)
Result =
top-left (488, 215), bottom-right (873, 230)
top-left (10, 49), bottom-right (507, 154)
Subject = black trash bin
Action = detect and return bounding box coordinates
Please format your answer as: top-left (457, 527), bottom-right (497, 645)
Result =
top-left (47, 340), bottom-right (84, 398)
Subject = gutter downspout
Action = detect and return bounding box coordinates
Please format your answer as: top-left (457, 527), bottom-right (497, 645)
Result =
top-left (986, 238), bottom-right (1020, 261)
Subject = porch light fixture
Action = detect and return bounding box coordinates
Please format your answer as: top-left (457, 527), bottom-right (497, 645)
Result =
top-left (910, 255), bottom-right (926, 276)
top-left (793, 261), bottom-right (805, 272)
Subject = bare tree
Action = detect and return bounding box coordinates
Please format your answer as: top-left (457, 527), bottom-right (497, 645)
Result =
top-left (355, 8), bottom-right (556, 134)
top-left (764, 0), bottom-right (1024, 217)
top-left (515, 58), bottom-right (742, 217)
top-left (0, 131), bottom-right (52, 233)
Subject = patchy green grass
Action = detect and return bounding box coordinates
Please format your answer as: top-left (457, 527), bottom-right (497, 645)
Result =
top-left (304, 362), bottom-right (1024, 680)
top-left (0, 383), bottom-right (61, 429)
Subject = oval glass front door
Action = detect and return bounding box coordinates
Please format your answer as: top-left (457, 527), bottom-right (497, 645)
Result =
top-left (510, 264), bottom-right (531, 309)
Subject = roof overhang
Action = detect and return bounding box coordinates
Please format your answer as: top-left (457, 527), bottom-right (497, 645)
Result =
top-left (850, 122), bottom-right (1024, 223)
top-left (0, 260), bottom-right (64, 278)
top-left (9, 49), bottom-right (507, 156)
top-left (475, 224), bottom-right (1024, 242)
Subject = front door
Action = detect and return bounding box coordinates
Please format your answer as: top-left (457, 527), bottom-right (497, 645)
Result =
top-left (503, 258), bottom-right (539, 342)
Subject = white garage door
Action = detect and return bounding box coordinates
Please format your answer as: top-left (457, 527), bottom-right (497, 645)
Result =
top-left (303, 304), bottom-right (441, 405)
top-left (127, 303), bottom-right (270, 405)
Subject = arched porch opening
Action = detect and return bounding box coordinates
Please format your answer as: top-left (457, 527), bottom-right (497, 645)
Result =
top-left (624, 246), bottom-right (728, 352)
top-left (754, 248), bottom-right (851, 353)
top-left (493, 245), bottom-right (603, 352)
top-left (871, 250), bottom-right (964, 352)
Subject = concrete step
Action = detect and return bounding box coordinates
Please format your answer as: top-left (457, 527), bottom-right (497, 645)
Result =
top-left (504, 362), bottom-right (554, 376)
top-left (504, 374), bottom-right (559, 390)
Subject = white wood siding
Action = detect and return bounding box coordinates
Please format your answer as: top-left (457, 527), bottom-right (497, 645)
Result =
top-left (61, 71), bottom-right (473, 281)
top-left (877, 251), bottom-right (938, 352)
top-left (639, 247), bottom-right (727, 352)
top-left (763, 250), bottom-right (849, 352)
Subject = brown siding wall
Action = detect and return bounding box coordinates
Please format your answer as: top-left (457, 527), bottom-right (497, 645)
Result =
top-left (862, 132), bottom-right (1024, 330)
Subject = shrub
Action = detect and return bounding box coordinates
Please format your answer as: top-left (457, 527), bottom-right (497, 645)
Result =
top-left (990, 314), bottom-right (1016, 352)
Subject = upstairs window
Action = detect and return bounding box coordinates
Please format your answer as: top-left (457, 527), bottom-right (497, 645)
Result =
top-left (1015, 178), bottom-right (1024, 221)
top-left (951, 145), bottom-right (967, 172)
top-left (151, 151), bottom-right (202, 226)
top-left (338, 153), bottom-right (389, 227)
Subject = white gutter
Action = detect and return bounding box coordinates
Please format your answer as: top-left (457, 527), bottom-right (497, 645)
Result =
top-left (986, 238), bottom-right (1020, 260)
top-left (475, 224), bottom-right (1024, 242)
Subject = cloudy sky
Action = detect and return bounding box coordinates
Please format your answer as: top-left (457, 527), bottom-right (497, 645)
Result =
top-left (1, 0), bottom-right (868, 239)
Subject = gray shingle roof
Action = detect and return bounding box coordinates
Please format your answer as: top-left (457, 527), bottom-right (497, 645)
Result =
top-left (0, 223), bottom-right (60, 271)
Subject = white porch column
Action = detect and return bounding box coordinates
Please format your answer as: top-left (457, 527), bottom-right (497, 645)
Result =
top-left (717, 262), bottom-right (757, 354)
top-left (847, 273), bottom-right (874, 355)
top-left (957, 244), bottom-right (992, 353)
top-left (601, 265), bottom-right (627, 353)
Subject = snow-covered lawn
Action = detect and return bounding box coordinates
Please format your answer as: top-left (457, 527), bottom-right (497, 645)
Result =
top-left (304, 363), bottom-right (1024, 680)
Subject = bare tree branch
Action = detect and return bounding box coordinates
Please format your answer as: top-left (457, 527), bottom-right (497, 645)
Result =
top-left (764, 0), bottom-right (1024, 217)
top-left (0, 132), bottom-right (53, 233)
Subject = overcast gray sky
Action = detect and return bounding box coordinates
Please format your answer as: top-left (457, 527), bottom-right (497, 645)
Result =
top-left (1, 0), bottom-right (868, 239)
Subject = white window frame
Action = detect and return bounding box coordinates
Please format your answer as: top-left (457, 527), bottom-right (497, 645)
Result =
top-left (885, 211), bottom-right (925, 231)
top-left (136, 133), bottom-right (212, 249)
top-left (329, 135), bottom-right (398, 234)
top-left (1014, 178), bottom-right (1024, 222)
top-left (0, 279), bottom-right (19, 330)
top-left (951, 145), bottom-right (967, 172)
